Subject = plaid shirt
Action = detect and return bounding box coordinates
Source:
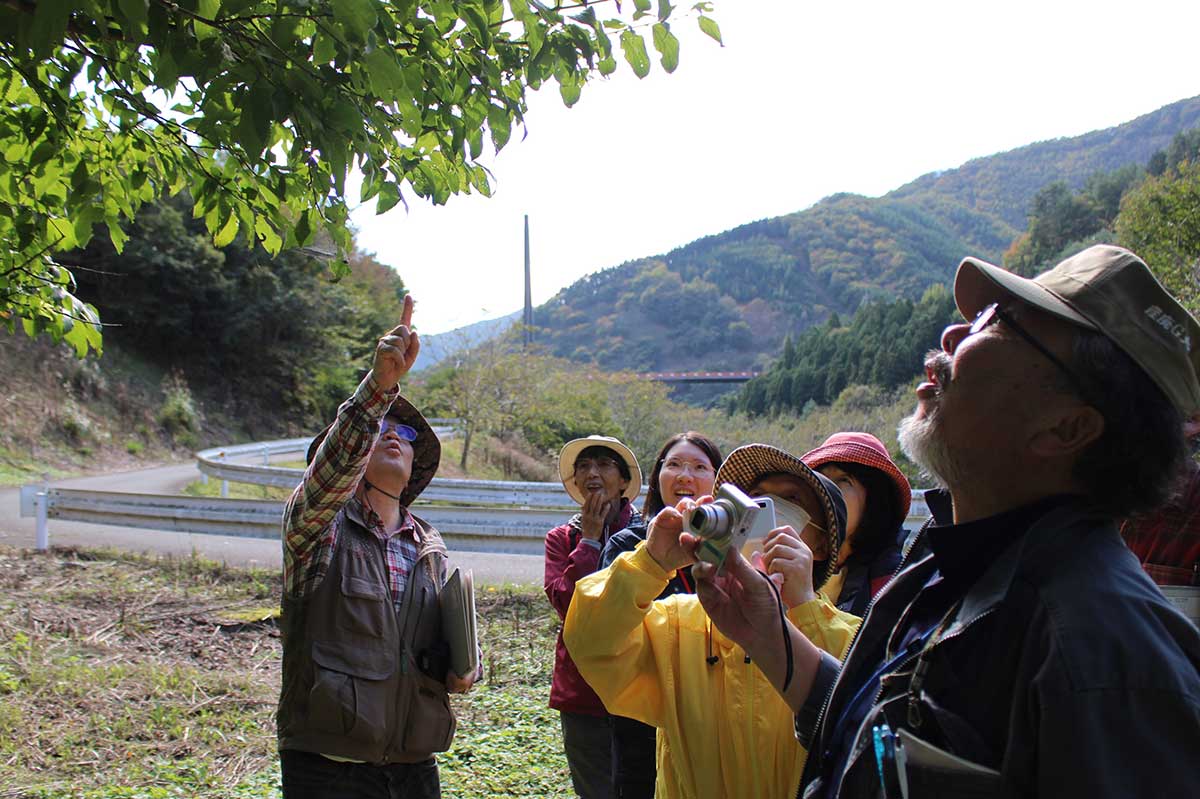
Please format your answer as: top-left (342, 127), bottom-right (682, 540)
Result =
top-left (1121, 460), bottom-right (1200, 586)
top-left (283, 374), bottom-right (434, 603)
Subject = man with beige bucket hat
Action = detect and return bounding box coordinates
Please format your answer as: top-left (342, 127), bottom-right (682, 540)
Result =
top-left (690, 245), bottom-right (1200, 797)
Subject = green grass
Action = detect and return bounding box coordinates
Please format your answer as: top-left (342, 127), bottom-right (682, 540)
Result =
top-left (0, 547), bottom-right (572, 798)
top-left (0, 445), bottom-right (74, 487)
top-left (182, 479), bottom-right (292, 501)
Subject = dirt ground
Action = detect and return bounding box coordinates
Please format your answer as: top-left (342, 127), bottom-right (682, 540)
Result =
top-left (0, 546), bottom-right (283, 797)
top-left (0, 545), bottom-right (569, 799)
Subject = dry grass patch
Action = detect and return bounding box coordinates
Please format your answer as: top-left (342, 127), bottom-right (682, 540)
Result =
top-left (0, 546), bottom-right (572, 799)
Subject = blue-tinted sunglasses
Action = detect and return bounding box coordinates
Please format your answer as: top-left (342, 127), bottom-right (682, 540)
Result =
top-left (379, 418), bottom-right (419, 442)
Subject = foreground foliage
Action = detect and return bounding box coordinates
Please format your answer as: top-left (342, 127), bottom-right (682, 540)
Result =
top-left (1, 0), bottom-right (721, 354)
top-left (0, 546), bottom-right (570, 798)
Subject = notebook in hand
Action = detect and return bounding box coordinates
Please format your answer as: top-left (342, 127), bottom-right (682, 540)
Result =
top-left (440, 567), bottom-right (478, 679)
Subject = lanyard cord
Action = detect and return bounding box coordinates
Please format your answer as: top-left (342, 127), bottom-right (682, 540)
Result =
top-left (363, 477), bottom-right (402, 502)
top-left (703, 567), bottom-right (792, 693)
top-left (759, 569), bottom-right (795, 694)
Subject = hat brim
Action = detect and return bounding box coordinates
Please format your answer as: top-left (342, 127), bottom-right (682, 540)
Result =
top-left (801, 441), bottom-right (912, 525)
top-left (715, 444), bottom-right (846, 590)
top-left (305, 396), bottom-right (441, 507)
top-left (558, 437), bottom-right (642, 506)
top-left (955, 256), bottom-right (1099, 330)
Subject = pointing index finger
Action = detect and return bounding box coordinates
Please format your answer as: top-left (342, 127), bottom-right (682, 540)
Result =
top-left (400, 293), bottom-right (414, 328)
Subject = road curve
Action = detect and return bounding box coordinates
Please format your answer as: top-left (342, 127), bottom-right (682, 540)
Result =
top-left (0, 461), bottom-right (544, 585)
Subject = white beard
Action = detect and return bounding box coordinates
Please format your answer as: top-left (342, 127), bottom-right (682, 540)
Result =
top-left (898, 407), bottom-right (965, 491)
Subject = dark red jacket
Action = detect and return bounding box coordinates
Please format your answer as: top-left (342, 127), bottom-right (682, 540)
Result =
top-left (1122, 459), bottom-right (1200, 585)
top-left (544, 499), bottom-right (640, 715)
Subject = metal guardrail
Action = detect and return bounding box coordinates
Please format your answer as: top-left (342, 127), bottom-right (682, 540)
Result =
top-left (20, 479), bottom-right (932, 555)
top-left (195, 442), bottom-right (933, 518)
top-left (18, 429), bottom-right (936, 557)
top-left (19, 485), bottom-right (566, 556)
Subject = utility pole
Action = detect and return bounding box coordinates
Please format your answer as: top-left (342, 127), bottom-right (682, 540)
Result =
top-left (523, 214), bottom-right (533, 349)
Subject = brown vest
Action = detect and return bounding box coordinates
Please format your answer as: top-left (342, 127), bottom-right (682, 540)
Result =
top-left (276, 501), bottom-right (456, 763)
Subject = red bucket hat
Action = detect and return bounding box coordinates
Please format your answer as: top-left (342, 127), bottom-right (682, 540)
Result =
top-left (801, 432), bottom-right (911, 527)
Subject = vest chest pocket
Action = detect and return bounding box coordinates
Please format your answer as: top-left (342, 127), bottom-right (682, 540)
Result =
top-left (338, 572), bottom-right (390, 639)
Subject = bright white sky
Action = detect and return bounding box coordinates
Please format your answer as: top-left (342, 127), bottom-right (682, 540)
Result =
top-left (348, 0), bottom-right (1200, 335)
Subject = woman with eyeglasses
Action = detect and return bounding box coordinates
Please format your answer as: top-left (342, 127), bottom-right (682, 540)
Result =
top-left (598, 432), bottom-right (722, 799)
top-left (565, 444), bottom-right (861, 799)
top-left (801, 432), bottom-right (913, 616)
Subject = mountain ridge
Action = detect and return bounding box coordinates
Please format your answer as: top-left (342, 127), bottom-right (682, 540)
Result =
top-left (519, 95), bottom-right (1200, 373)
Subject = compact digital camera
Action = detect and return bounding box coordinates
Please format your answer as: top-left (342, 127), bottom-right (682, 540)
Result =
top-left (686, 483), bottom-right (776, 569)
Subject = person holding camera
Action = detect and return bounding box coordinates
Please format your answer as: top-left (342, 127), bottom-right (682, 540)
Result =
top-left (564, 444), bottom-right (860, 799)
top-left (545, 435), bottom-right (644, 799)
top-left (276, 295), bottom-right (477, 799)
top-left (692, 246), bottom-right (1200, 798)
top-left (600, 432), bottom-right (724, 799)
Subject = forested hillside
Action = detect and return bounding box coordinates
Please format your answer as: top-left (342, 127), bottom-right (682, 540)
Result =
top-left (61, 195), bottom-right (407, 434)
top-left (729, 123), bottom-right (1200, 417)
top-left (529, 96), bottom-right (1200, 373)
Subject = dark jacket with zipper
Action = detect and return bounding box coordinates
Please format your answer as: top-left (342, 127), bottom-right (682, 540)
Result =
top-left (277, 501), bottom-right (455, 764)
top-left (797, 491), bottom-right (1200, 798)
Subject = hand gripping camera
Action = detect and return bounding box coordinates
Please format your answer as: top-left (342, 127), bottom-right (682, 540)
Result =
top-left (685, 483), bottom-right (775, 570)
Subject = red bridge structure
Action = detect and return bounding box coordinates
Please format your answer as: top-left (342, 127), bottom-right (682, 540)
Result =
top-left (642, 371), bottom-right (761, 384)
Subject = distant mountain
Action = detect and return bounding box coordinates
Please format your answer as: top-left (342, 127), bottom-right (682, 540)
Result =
top-left (526, 96), bottom-right (1200, 372)
top-left (412, 310), bottom-right (521, 372)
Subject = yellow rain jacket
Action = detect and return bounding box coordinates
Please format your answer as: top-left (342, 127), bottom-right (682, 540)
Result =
top-left (565, 543), bottom-right (860, 799)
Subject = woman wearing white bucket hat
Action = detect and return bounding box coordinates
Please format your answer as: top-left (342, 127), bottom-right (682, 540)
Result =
top-left (545, 435), bottom-right (642, 799)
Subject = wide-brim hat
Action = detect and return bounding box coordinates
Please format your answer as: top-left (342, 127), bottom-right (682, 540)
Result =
top-left (558, 435), bottom-right (642, 506)
top-left (306, 395), bottom-right (440, 507)
top-left (716, 443), bottom-right (847, 590)
top-left (802, 432), bottom-right (911, 527)
top-left (955, 244), bottom-right (1200, 414)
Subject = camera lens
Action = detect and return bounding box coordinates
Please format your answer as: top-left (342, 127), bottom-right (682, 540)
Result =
top-left (690, 503), bottom-right (731, 539)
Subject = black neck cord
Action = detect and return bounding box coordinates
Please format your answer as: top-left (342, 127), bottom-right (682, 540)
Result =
top-left (759, 570), bottom-right (795, 694)
top-left (363, 478), bottom-right (402, 502)
top-left (706, 619), bottom-right (718, 665)
top-left (705, 567), bottom-right (795, 694)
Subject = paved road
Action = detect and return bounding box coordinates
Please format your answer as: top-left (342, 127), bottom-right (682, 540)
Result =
top-left (0, 462), bottom-right (545, 585)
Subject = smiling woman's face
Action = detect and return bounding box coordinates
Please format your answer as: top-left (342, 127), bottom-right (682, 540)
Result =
top-left (657, 440), bottom-right (716, 507)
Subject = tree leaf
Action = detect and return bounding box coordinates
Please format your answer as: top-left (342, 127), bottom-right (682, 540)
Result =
top-left (487, 104), bottom-right (512, 151)
top-left (28, 0), bottom-right (71, 58)
top-left (213, 212), bottom-right (239, 247)
top-left (461, 4), bottom-right (492, 48)
top-left (117, 0), bottom-right (149, 35)
top-left (194, 0), bottom-right (221, 41)
top-left (698, 15), bottom-right (723, 45)
top-left (620, 30), bottom-right (650, 79)
top-left (313, 30), bottom-right (337, 64)
top-left (557, 72), bottom-right (582, 107)
top-left (377, 181), bottom-right (402, 214)
top-left (333, 0), bottom-right (377, 40)
top-left (651, 23), bottom-right (678, 73)
top-left (364, 48), bottom-right (405, 102)
top-left (254, 216), bottom-right (283, 255)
